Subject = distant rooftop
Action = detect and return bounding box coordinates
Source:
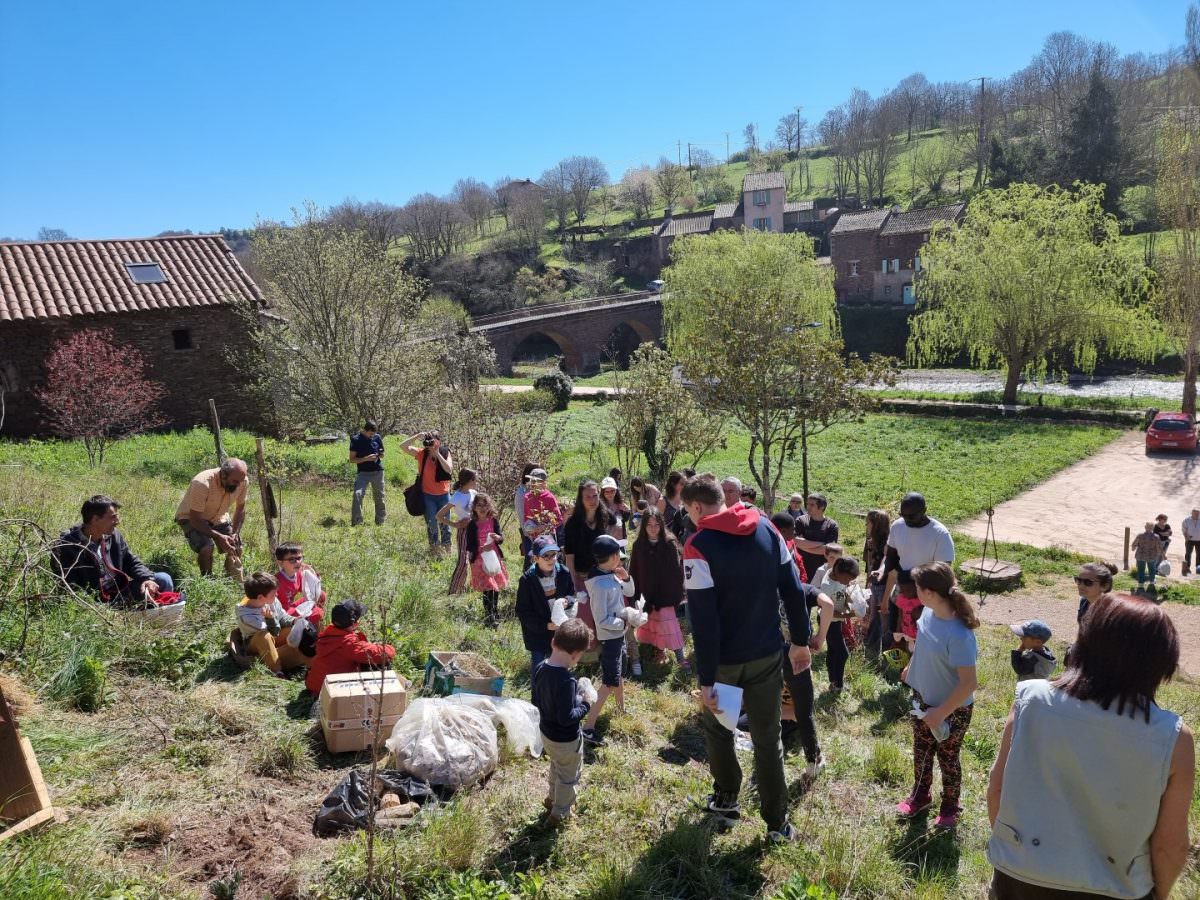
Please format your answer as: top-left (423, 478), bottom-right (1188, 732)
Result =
top-left (712, 202), bottom-right (740, 220)
top-left (829, 208), bottom-right (891, 235)
top-left (784, 200), bottom-right (815, 213)
top-left (655, 214), bottom-right (714, 238)
top-left (880, 203), bottom-right (966, 236)
top-left (742, 171), bottom-right (786, 192)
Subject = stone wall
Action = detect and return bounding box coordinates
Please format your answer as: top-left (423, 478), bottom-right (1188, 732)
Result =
top-left (830, 229), bottom-right (879, 302)
top-left (0, 306), bottom-right (269, 437)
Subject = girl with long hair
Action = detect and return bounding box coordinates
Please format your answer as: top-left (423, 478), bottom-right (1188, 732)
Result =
top-left (897, 561), bottom-right (979, 830)
top-left (630, 509), bottom-right (690, 675)
top-left (437, 468), bottom-right (478, 595)
top-left (465, 492), bottom-right (508, 628)
top-left (562, 479), bottom-right (614, 639)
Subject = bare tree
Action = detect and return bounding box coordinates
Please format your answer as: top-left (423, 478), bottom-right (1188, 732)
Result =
top-left (743, 122), bottom-right (759, 155)
top-left (912, 138), bottom-right (958, 199)
top-left (775, 111), bottom-right (806, 152)
top-left (690, 147), bottom-right (719, 170)
top-left (539, 163), bottom-right (572, 233)
top-left (860, 96), bottom-right (901, 205)
top-left (561, 155), bottom-right (609, 224)
top-left (652, 158), bottom-right (688, 212)
top-left (324, 198), bottom-right (404, 248)
top-left (452, 178), bottom-right (495, 237)
top-left (508, 183), bottom-right (546, 256)
top-left (36, 227), bottom-right (71, 242)
top-left (819, 107), bottom-right (852, 200)
top-left (493, 177), bottom-right (515, 227)
top-left (893, 73), bottom-right (930, 141)
top-left (399, 194), bottom-right (469, 264)
top-left (619, 167), bottom-right (656, 220)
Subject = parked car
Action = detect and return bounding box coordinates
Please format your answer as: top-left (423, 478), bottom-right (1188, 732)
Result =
top-left (1145, 412), bottom-right (1198, 453)
top-left (647, 279), bottom-right (665, 293)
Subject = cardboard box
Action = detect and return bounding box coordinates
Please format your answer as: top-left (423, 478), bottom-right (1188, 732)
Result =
top-left (319, 671), bottom-right (407, 753)
top-left (423, 651), bottom-right (505, 697)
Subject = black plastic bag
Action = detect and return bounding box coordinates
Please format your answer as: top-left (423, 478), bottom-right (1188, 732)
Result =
top-left (312, 768), bottom-right (440, 837)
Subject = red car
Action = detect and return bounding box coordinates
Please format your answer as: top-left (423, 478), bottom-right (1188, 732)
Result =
top-left (1145, 412), bottom-right (1198, 453)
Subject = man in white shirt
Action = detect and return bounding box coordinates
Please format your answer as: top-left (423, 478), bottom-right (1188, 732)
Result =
top-left (871, 492), bottom-right (955, 630)
top-left (1182, 508), bottom-right (1200, 576)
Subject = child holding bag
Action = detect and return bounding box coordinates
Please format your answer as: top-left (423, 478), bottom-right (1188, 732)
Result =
top-left (465, 492), bottom-right (508, 628)
top-left (898, 562), bottom-right (979, 830)
top-left (630, 509), bottom-right (690, 676)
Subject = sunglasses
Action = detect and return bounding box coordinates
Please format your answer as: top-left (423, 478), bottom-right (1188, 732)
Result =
top-left (1073, 576), bottom-right (1096, 586)
top-left (538, 552), bottom-right (558, 560)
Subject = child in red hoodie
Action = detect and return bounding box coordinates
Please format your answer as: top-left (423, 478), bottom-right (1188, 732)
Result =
top-left (305, 599), bottom-right (397, 695)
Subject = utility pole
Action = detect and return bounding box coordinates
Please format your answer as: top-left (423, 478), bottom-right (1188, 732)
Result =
top-left (795, 106), bottom-right (802, 152)
top-left (677, 140), bottom-right (682, 167)
top-left (971, 76), bottom-right (988, 188)
top-left (687, 142), bottom-right (692, 169)
top-left (725, 131), bottom-right (730, 162)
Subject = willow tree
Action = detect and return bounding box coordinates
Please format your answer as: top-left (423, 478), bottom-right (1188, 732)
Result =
top-left (1156, 115), bottom-right (1200, 416)
top-left (910, 183), bottom-right (1157, 405)
top-left (664, 229), bottom-right (894, 511)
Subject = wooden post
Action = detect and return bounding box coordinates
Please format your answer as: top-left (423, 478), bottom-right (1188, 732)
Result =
top-left (208, 399), bottom-right (225, 465)
top-left (255, 438), bottom-right (278, 555)
top-left (1123, 526), bottom-right (1131, 571)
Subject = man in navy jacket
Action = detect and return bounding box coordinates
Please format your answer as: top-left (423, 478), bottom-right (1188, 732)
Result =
top-left (681, 474), bottom-right (811, 843)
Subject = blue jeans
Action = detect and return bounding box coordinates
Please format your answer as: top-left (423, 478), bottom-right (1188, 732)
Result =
top-left (153, 572), bottom-right (174, 592)
top-left (423, 492), bottom-right (451, 545)
top-left (530, 648), bottom-right (549, 674)
top-left (1136, 560), bottom-right (1157, 584)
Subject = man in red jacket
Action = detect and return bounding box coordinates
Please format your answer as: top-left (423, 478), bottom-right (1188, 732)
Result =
top-left (305, 600), bottom-right (396, 695)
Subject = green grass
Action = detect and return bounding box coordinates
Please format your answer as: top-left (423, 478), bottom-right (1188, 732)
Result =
top-left (877, 387), bottom-right (1180, 413)
top-left (1, 413), bottom-right (1195, 899)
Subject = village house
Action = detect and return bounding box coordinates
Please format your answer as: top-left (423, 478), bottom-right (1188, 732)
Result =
top-left (829, 202), bottom-right (965, 304)
top-left (0, 233), bottom-right (269, 436)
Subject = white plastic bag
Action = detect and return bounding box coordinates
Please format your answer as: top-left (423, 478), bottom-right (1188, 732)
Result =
top-left (848, 584), bottom-right (870, 618)
top-left (619, 606), bottom-right (649, 629)
top-left (302, 568), bottom-right (323, 605)
top-left (550, 597), bottom-right (569, 626)
top-left (576, 676), bottom-right (598, 705)
top-left (445, 694), bottom-right (543, 758)
top-left (481, 548), bottom-right (502, 576)
top-left (1158, 560), bottom-right (1172, 577)
top-left (385, 698), bottom-right (499, 788)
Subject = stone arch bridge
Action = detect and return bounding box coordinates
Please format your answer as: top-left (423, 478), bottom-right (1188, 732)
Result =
top-left (470, 291), bottom-right (662, 376)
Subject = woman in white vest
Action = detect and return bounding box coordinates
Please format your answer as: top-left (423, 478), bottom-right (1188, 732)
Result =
top-left (986, 593), bottom-right (1194, 900)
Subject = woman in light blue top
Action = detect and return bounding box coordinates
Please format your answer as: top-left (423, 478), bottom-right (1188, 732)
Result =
top-left (987, 593), bottom-right (1194, 900)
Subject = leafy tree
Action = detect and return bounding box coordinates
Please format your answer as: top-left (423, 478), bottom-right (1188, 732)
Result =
top-left (606, 344), bottom-right (727, 483)
top-left (1061, 66), bottom-right (1122, 208)
top-left (245, 202), bottom-right (432, 433)
top-left (34, 328), bottom-right (164, 466)
top-left (988, 135), bottom-right (1050, 188)
top-left (1155, 114), bottom-right (1200, 416)
top-left (910, 183), bottom-right (1157, 405)
top-left (664, 230), bottom-right (894, 509)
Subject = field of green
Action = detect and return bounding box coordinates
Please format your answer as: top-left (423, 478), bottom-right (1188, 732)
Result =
top-left (1, 409), bottom-right (1196, 900)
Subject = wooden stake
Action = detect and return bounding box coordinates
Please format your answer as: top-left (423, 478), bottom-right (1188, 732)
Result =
top-left (255, 438), bottom-right (278, 554)
top-left (208, 398), bottom-right (225, 466)
top-left (1123, 526), bottom-right (1131, 571)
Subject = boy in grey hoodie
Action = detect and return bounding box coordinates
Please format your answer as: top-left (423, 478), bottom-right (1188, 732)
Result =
top-left (581, 535), bottom-right (636, 745)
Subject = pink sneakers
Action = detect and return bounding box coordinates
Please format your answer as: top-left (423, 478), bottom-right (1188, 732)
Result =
top-left (895, 795), bottom-right (933, 818)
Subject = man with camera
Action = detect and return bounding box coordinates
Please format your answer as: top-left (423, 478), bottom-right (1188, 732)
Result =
top-left (402, 430), bottom-right (454, 551)
top-left (349, 419), bottom-right (387, 526)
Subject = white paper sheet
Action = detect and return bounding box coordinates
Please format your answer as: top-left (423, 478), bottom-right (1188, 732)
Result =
top-left (294, 599), bottom-right (316, 618)
top-left (713, 682), bottom-right (743, 733)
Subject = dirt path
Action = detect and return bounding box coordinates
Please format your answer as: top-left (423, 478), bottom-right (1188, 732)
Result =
top-left (976, 576), bottom-right (1200, 678)
top-left (961, 431), bottom-right (1200, 564)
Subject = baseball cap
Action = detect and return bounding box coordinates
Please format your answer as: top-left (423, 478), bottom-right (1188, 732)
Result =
top-left (332, 599), bottom-right (367, 629)
top-left (532, 536), bottom-right (560, 557)
top-left (527, 468), bottom-right (548, 482)
top-left (1010, 619), bottom-right (1052, 641)
top-left (591, 534), bottom-right (622, 561)
top-left (600, 476), bottom-right (618, 490)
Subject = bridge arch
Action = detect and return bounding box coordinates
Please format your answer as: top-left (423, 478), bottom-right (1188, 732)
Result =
top-left (604, 319), bottom-right (656, 369)
top-left (510, 328), bottom-right (582, 374)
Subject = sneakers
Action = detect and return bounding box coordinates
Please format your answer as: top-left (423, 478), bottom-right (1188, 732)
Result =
top-left (630, 661), bottom-right (644, 679)
top-left (804, 755), bottom-right (826, 780)
top-left (933, 807), bottom-right (961, 829)
top-left (895, 794), bottom-right (933, 818)
top-left (703, 792), bottom-right (741, 817)
top-left (767, 822), bottom-right (799, 844)
top-left (581, 728), bottom-right (605, 746)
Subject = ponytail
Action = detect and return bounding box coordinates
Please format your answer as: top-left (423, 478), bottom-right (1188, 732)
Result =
top-left (912, 561), bottom-right (979, 629)
top-left (947, 586), bottom-right (980, 630)
top-left (455, 467), bottom-right (478, 492)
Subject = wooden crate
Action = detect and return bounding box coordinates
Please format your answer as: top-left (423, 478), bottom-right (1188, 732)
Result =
top-left (0, 685), bottom-right (62, 843)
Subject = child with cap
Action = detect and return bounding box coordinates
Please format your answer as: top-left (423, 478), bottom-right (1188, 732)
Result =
top-left (531, 617), bottom-right (596, 826)
top-left (521, 468), bottom-right (564, 549)
top-left (235, 572), bottom-right (316, 676)
top-left (580, 534), bottom-right (636, 745)
top-left (1010, 620), bottom-right (1056, 682)
top-left (304, 599), bottom-right (397, 695)
top-left (515, 535), bottom-right (577, 673)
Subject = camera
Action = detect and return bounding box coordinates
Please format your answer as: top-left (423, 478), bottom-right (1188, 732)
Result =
top-left (422, 432), bottom-right (434, 447)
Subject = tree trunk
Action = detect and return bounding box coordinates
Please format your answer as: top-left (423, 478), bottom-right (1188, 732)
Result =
top-left (800, 418), bottom-right (810, 500)
top-left (1184, 340), bottom-right (1198, 419)
top-left (1002, 363), bottom-right (1022, 406)
top-left (760, 438), bottom-right (774, 514)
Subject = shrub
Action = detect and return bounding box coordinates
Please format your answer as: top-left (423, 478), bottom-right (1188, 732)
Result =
top-left (866, 740), bottom-right (907, 785)
top-left (512, 390), bottom-right (556, 413)
top-left (45, 650), bottom-right (107, 712)
top-left (250, 730), bottom-right (314, 781)
top-left (533, 369), bottom-right (573, 411)
top-left (773, 874), bottom-right (837, 900)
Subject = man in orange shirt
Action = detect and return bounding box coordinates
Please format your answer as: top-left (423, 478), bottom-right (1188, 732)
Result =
top-left (175, 458), bottom-right (248, 578)
top-left (402, 430), bottom-right (454, 551)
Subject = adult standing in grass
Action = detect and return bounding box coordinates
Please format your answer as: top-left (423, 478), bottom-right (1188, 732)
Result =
top-left (794, 492), bottom-right (839, 585)
top-left (682, 474), bottom-right (812, 843)
top-left (54, 494), bottom-right (174, 605)
top-left (402, 430), bottom-right (454, 552)
top-left (175, 458), bottom-right (247, 579)
top-left (862, 509), bottom-right (891, 659)
top-left (987, 593), bottom-right (1193, 900)
top-left (1180, 508), bottom-right (1200, 576)
top-left (875, 493), bottom-right (954, 640)
top-left (348, 420), bottom-right (386, 527)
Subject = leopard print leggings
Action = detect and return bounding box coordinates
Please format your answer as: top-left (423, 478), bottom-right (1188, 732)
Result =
top-left (910, 694), bottom-right (974, 813)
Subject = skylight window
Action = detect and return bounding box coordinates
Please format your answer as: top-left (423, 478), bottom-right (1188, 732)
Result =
top-left (125, 262), bottom-right (166, 284)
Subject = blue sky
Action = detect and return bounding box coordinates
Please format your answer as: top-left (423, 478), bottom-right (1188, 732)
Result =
top-left (0, 0), bottom-right (1191, 239)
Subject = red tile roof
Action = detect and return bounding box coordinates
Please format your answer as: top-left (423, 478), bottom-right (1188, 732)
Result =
top-left (0, 234), bottom-right (263, 324)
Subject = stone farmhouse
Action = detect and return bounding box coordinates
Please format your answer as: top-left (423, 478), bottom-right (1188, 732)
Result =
top-left (829, 203), bottom-right (965, 304)
top-left (651, 171), bottom-right (838, 263)
top-left (0, 234), bottom-right (268, 436)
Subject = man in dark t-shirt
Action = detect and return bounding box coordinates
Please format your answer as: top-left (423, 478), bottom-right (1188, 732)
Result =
top-left (348, 419), bottom-right (386, 526)
top-left (794, 492), bottom-right (838, 582)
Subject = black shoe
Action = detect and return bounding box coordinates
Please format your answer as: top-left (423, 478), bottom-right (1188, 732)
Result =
top-left (582, 728), bottom-right (604, 746)
top-left (702, 792), bottom-right (741, 818)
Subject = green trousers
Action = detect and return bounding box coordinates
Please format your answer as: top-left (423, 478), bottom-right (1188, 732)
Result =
top-left (698, 651), bottom-right (787, 832)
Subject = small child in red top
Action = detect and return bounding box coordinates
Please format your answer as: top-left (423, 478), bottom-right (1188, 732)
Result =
top-left (274, 542), bottom-right (326, 625)
top-left (305, 600), bottom-right (396, 696)
top-left (892, 585), bottom-right (923, 651)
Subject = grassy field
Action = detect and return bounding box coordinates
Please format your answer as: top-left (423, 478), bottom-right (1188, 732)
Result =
top-left (2, 411), bottom-right (1196, 900)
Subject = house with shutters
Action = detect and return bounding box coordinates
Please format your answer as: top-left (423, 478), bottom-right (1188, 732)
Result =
top-left (829, 202), bottom-right (965, 304)
top-left (0, 233), bottom-right (270, 436)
